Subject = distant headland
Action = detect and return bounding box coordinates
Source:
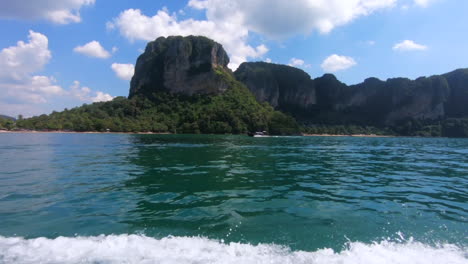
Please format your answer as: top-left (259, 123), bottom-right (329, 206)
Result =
top-left (1, 36), bottom-right (467, 137)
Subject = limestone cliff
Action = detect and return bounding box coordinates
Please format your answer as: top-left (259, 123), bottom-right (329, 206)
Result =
top-left (128, 35), bottom-right (467, 127)
top-left (443, 69), bottom-right (468, 118)
top-left (235, 62), bottom-right (465, 125)
top-left (234, 62), bottom-right (316, 113)
top-left (129, 36), bottom-right (231, 98)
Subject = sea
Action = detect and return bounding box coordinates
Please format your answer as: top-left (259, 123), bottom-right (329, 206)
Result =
top-left (0, 133), bottom-right (466, 263)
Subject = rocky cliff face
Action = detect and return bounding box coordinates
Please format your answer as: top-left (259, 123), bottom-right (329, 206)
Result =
top-left (129, 36), bottom-right (232, 98)
top-left (234, 62), bottom-right (316, 112)
top-left (443, 69), bottom-right (468, 118)
top-left (326, 75), bottom-right (450, 124)
top-left (235, 62), bottom-right (465, 125)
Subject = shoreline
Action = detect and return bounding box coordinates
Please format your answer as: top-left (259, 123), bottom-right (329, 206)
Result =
top-left (0, 130), bottom-right (394, 137)
top-left (302, 133), bottom-right (394, 138)
top-left (0, 130), bottom-right (171, 135)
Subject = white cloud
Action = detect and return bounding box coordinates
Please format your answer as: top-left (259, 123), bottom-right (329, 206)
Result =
top-left (188, 0), bottom-right (397, 38)
top-left (288, 58), bottom-right (305, 67)
top-left (393, 40), bottom-right (428, 51)
top-left (111, 63), bottom-right (135, 81)
top-left (69, 80), bottom-right (91, 101)
top-left (288, 57), bottom-right (312, 68)
top-left (91, 91), bottom-right (114, 102)
top-left (108, 8), bottom-right (267, 69)
top-left (321, 54), bottom-right (357, 72)
top-left (265, 58), bottom-right (272, 63)
top-left (74, 41), bottom-right (111, 58)
top-left (0, 31), bottom-right (114, 117)
top-left (30, 76), bottom-right (64, 96)
top-left (0, 0), bottom-right (95, 24)
top-left (69, 81), bottom-right (114, 102)
top-left (1, 76), bottom-right (64, 105)
top-left (0, 30), bottom-right (51, 81)
top-left (0, 30), bottom-right (64, 105)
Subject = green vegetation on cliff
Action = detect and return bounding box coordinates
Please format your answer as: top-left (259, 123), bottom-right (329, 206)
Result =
top-left (16, 81), bottom-right (299, 135)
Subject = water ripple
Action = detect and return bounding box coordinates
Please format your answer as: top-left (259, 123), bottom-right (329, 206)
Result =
top-left (0, 134), bottom-right (466, 251)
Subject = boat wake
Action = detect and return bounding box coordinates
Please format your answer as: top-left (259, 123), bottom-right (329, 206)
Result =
top-left (0, 235), bottom-right (466, 264)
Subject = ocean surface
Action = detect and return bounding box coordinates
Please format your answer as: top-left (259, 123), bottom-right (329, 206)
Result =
top-left (0, 133), bottom-right (466, 263)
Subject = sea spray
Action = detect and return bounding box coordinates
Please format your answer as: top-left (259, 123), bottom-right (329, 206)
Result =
top-left (0, 235), bottom-right (466, 264)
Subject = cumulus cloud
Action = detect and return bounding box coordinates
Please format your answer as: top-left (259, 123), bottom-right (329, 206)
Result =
top-left (74, 41), bottom-right (112, 59)
top-left (288, 58), bottom-right (311, 68)
top-left (393, 40), bottom-right (428, 51)
top-left (289, 58), bottom-right (305, 67)
top-left (91, 91), bottom-right (114, 102)
top-left (69, 81), bottom-right (114, 102)
top-left (108, 8), bottom-right (268, 69)
top-left (321, 54), bottom-right (357, 72)
top-left (0, 30), bottom-right (51, 80)
top-left (188, 0), bottom-right (397, 38)
top-left (111, 63), bottom-right (135, 81)
top-left (0, 0), bottom-right (95, 24)
top-left (0, 30), bottom-right (64, 104)
top-left (69, 80), bottom-right (91, 101)
top-left (0, 31), bottom-right (114, 117)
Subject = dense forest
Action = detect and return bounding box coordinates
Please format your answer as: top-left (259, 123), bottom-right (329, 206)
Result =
top-left (3, 107), bottom-right (467, 137)
top-left (301, 118), bottom-right (468, 137)
top-left (4, 79), bottom-right (299, 135)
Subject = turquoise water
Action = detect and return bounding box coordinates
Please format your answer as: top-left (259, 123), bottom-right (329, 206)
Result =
top-left (0, 133), bottom-right (466, 263)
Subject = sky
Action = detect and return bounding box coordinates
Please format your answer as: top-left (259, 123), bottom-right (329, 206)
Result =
top-left (0, 0), bottom-right (467, 117)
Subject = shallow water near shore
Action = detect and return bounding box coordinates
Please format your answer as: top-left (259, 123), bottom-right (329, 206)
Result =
top-left (0, 134), bottom-right (466, 263)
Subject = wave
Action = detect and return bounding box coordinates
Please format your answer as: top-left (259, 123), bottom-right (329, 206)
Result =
top-left (0, 235), bottom-right (466, 264)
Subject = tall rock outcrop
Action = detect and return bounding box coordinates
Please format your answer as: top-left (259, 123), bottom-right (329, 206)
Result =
top-left (128, 35), bottom-right (467, 127)
top-left (129, 36), bottom-right (232, 98)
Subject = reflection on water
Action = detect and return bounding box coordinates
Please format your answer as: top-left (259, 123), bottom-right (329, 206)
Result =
top-left (0, 133), bottom-right (467, 251)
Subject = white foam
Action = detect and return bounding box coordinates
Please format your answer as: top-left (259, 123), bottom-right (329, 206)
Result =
top-left (0, 235), bottom-right (466, 264)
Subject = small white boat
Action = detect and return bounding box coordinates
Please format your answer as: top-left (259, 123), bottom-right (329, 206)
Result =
top-left (249, 131), bottom-right (270, 137)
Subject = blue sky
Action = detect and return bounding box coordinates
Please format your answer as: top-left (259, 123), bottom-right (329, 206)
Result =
top-left (0, 0), bottom-right (467, 117)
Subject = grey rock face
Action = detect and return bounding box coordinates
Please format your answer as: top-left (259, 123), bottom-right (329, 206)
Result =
top-left (236, 61), bottom-right (461, 125)
top-left (234, 62), bottom-right (316, 112)
top-left (129, 36), bottom-right (231, 98)
top-left (443, 69), bottom-right (468, 117)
